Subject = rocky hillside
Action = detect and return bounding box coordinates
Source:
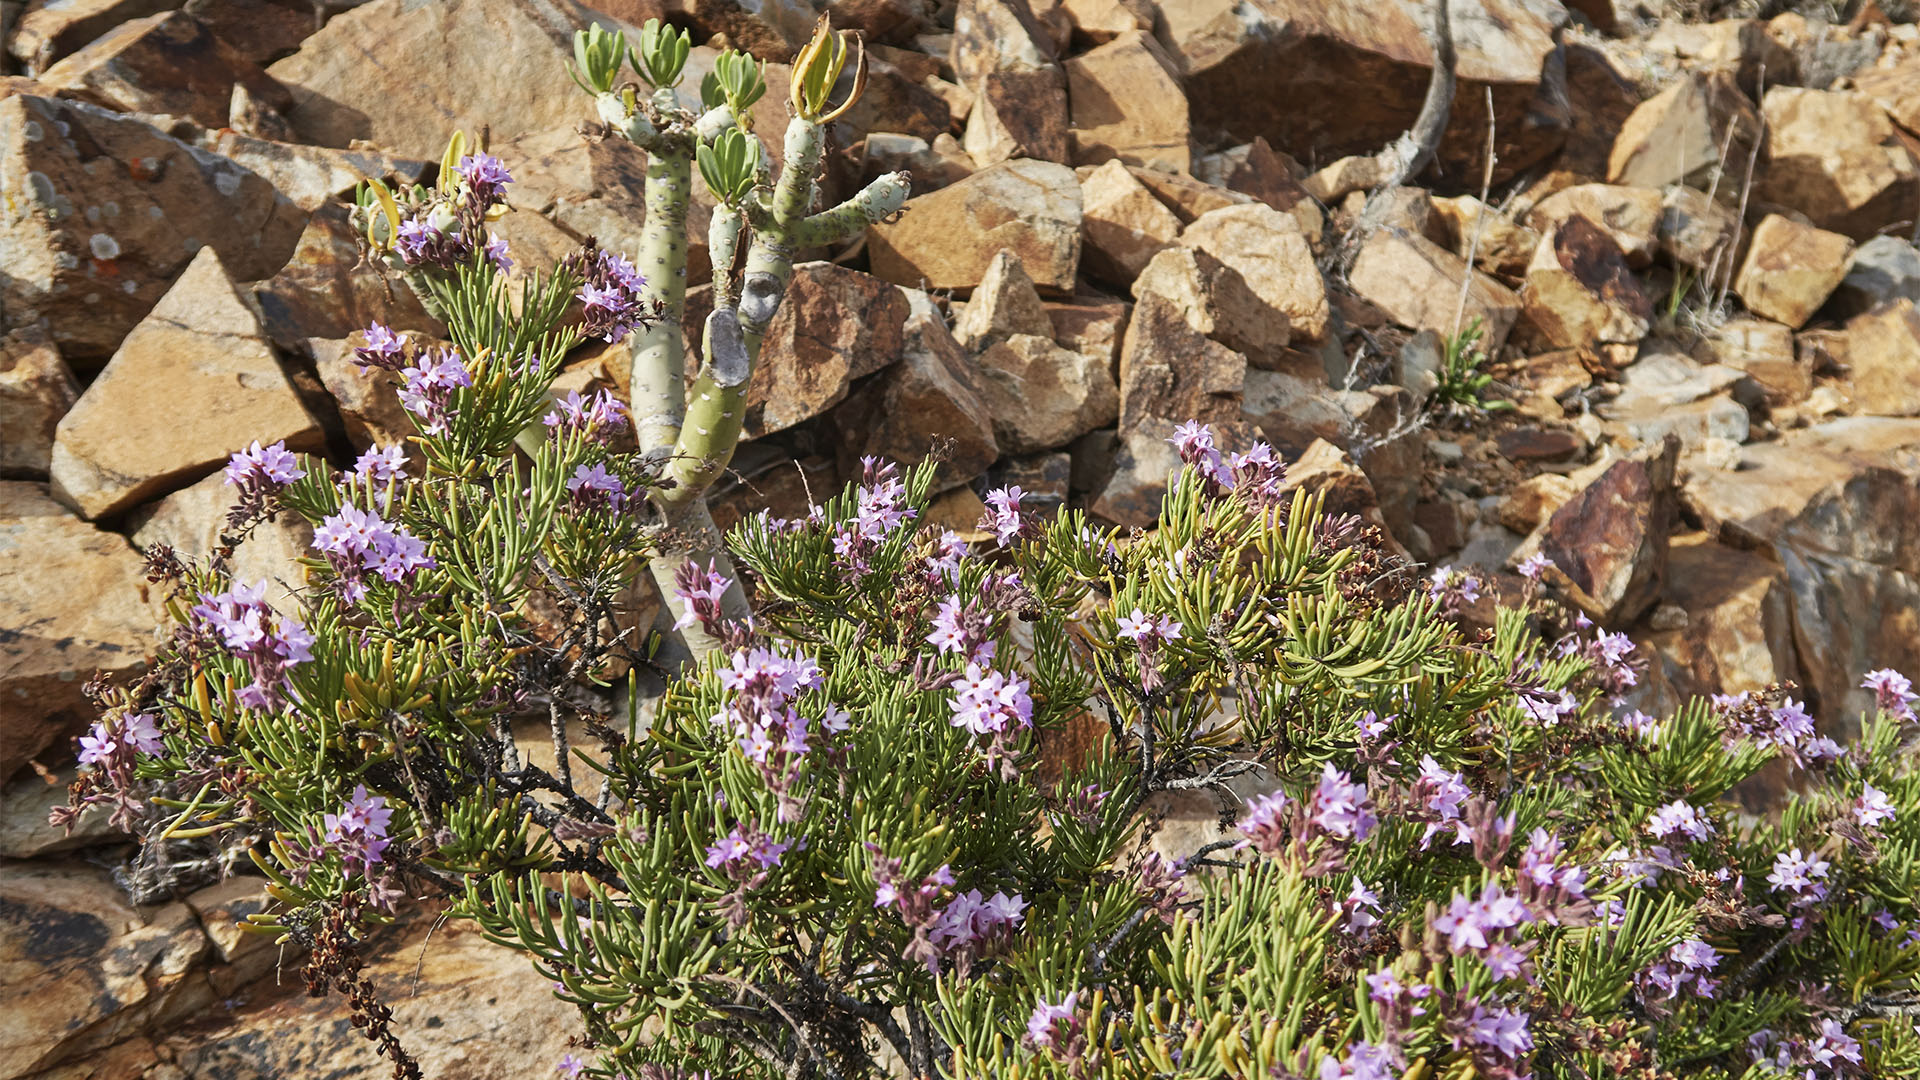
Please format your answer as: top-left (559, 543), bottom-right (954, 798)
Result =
top-left (6, 0), bottom-right (1920, 1075)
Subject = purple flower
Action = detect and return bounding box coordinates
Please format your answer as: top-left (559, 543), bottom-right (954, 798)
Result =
top-left (1310, 763), bottom-right (1376, 841)
top-left (569, 248), bottom-right (650, 343)
top-left (979, 486), bottom-right (1027, 547)
top-left (1318, 1042), bottom-right (1395, 1080)
top-left (1767, 847), bottom-right (1831, 907)
top-left (312, 504), bottom-right (435, 600)
top-left (398, 348), bottom-right (471, 435)
top-left (565, 462), bottom-right (627, 511)
top-left (394, 217), bottom-right (439, 264)
top-left (1646, 800), bottom-right (1714, 844)
top-left (324, 784), bottom-right (392, 876)
top-left (1518, 688), bottom-right (1577, 726)
top-left (1024, 991), bottom-right (1080, 1052)
top-left (1168, 420), bottom-right (1231, 491)
top-left (78, 711), bottom-right (164, 766)
top-left (483, 232), bottom-right (512, 273)
top-left (544, 389), bottom-right (629, 441)
top-left (353, 322), bottom-right (409, 372)
top-left (1238, 790), bottom-right (1290, 853)
top-left (458, 152), bottom-right (513, 208)
top-left (948, 663), bottom-right (1034, 736)
top-left (225, 440), bottom-right (304, 489)
top-left (190, 581), bottom-right (313, 710)
top-left (1433, 884), bottom-right (1532, 955)
top-left (673, 560), bottom-right (735, 635)
top-left (555, 1054), bottom-right (585, 1079)
top-left (1115, 608), bottom-right (1182, 646)
top-left (1863, 667), bottom-right (1918, 720)
top-left (1671, 937), bottom-right (1719, 972)
top-left (1856, 783), bottom-right (1897, 829)
top-left (1416, 755), bottom-right (1472, 848)
top-left (1464, 1003), bottom-right (1534, 1060)
top-left (1808, 1019), bottom-right (1863, 1070)
top-left (353, 444), bottom-right (409, 484)
top-left (1517, 552), bottom-right (1554, 580)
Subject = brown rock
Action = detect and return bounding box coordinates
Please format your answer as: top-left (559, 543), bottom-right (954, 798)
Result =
top-left (1705, 317), bottom-right (1809, 406)
top-left (846, 58), bottom-right (953, 145)
top-left (0, 861), bottom-right (213, 1078)
top-left (1060, 0), bottom-right (1154, 44)
top-left (1132, 246), bottom-right (1289, 368)
top-left (1159, 0), bottom-right (1570, 182)
top-left (0, 328), bottom-right (78, 480)
top-left (1521, 216), bottom-right (1653, 350)
top-left (1538, 437), bottom-right (1680, 626)
top-left (1078, 159), bottom-right (1182, 285)
top-left (1046, 295), bottom-right (1129, 366)
top-left (309, 336), bottom-right (416, 453)
top-left (495, 126), bottom-right (669, 279)
top-left (1496, 425), bottom-right (1584, 462)
top-left (1064, 30), bottom-right (1188, 172)
top-left (0, 93), bottom-right (305, 363)
top-left (1349, 226), bottom-right (1523, 352)
top-left (183, 876), bottom-right (281, 995)
top-left (745, 262), bottom-right (908, 438)
top-left (864, 132), bottom-right (975, 193)
top-left (1280, 438), bottom-right (1399, 540)
top-left (834, 306), bottom-right (999, 490)
top-left (1597, 348), bottom-right (1751, 450)
top-left (975, 333), bottom-right (1119, 453)
top-left (1301, 155), bottom-right (1386, 205)
top-left (1498, 472), bottom-right (1580, 532)
top-left (1756, 87), bottom-right (1919, 242)
top-left (0, 766), bottom-right (117, 858)
top-left (1117, 290), bottom-right (1244, 431)
top-left (0, 483), bottom-right (163, 785)
top-left (1193, 137), bottom-right (1323, 241)
top-left (1853, 56), bottom-right (1920, 137)
top-left (180, 0), bottom-right (321, 67)
top-left (49, 247), bottom-right (323, 520)
top-left (1242, 367), bottom-right (1373, 457)
top-left (205, 131), bottom-right (431, 212)
top-left (1430, 194), bottom-right (1540, 276)
top-left (1642, 531), bottom-right (1799, 707)
top-left (1128, 164), bottom-right (1254, 224)
top-left (951, 0), bottom-right (1056, 83)
top-left (1526, 184), bottom-right (1663, 267)
top-left (1732, 214), bottom-right (1854, 329)
top-left (126, 470), bottom-right (314, 612)
top-left (253, 204), bottom-right (444, 354)
top-left (1608, 70), bottom-right (1761, 193)
top-left (6, 0), bottom-right (175, 74)
top-left (1658, 185), bottom-right (1739, 273)
top-left (984, 451), bottom-right (1072, 515)
top-left (1839, 300), bottom-right (1920, 418)
top-left (953, 249), bottom-right (1054, 351)
top-left (1642, 18), bottom-right (1796, 99)
top-left (1090, 417), bottom-right (1260, 527)
top-left (35, 11), bottom-right (290, 129)
top-left (1178, 203), bottom-right (1326, 345)
top-left (868, 158), bottom-right (1082, 293)
top-left (963, 66), bottom-right (1069, 167)
top-left (266, 0), bottom-right (613, 160)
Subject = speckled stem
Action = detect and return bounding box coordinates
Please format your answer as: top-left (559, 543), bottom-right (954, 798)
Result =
top-left (643, 495), bottom-right (751, 659)
top-left (629, 149), bottom-right (693, 456)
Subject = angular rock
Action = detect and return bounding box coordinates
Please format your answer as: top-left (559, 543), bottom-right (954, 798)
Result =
top-left (962, 66), bottom-right (1070, 167)
top-left (1117, 290), bottom-right (1245, 431)
top-left (1060, 0), bottom-right (1154, 44)
top-left (266, 0), bottom-right (618, 161)
top-left (126, 470), bottom-right (314, 610)
top-left (1063, 30), bottom-right (1187, 172)
top-left (1732, 214), bottom-right (1854, 329)
top-left (1193, 137), bottom-right (1323, 241)
top-left (745, 263), bottom-right (908, 438)
top-left (50, 247), bottom-right (323, 520)
top-left (1242, 367), bottom-right (1370, 457)
top-left (0, 328), bottom-right (78, 480)
top-left (308, 336), bottom-right (414, 454)
top-left (868, 158), bottom-right (1082, 293)
top-left (1757, 87), bottom-right (1918, 242)
top-left (1159, 0), bottom-right (1571, 181)
top-left (205, 131), bottom-right (431, 213)
top-left (1853, 55), bottom-right (1920, 136)
top-left (1682, 417), bottom-right (1920, 549)
top-left (0, 767), bottom-right (116, 859)
top-left (253, 204), bottom-right (444, 353)
top-left (834, 307), bottom-right (998, 490)
top-left (183, 876), bottom-right (282, 995)
top-left (974, 333), bottom-right (1119, 454)
top-left (1125, 165), bottom-right (1249, 225)
top-left (1640, 532), bottom-right (1799, 719)
top-left (1496, 425), bottom-right (1584, 463)
top-left (1704, 317), bottom-right (1808, 406)
top-left (1525, 184), bottom-right (1663, 267)
top-left (1608, 70), bottom-right (1761, 193)
top-left (1658, 185), bottom-right (1738, 273)
top-left (0, 93), bottom-right (304, 362)
top-left (1302, 155), bottom-right (1386, 206)
top-left (1839, 300), bottom-right (1920, 418)
top-left (1520, 216), bottom-right (1653, 350)
top-left (1179, 203), bottom-right (1326, 346)
top-left (952, 249), bottom-right (1053, 351)
top-left (180, 0), bottom-right (321, 67)
top-left (34, 11), bottom-right (290, 130)
top-left (1132, 246), bottom-right (1289, 368)
top-left (495, 126), bottom-right (667, 278)
top-left (951, 0), bottom-right (1056, 83)
top-left (1598, 348), bottom-right (1750, 447)
top-left (1498, 472), bottom-right (1580, 533)
top-left (984, 451), bottom-right (1072, 516)
top-left (1280, 438), bottom-right (1401, 542)
top-left (1430, 194), bottom-right (1540, 277)
top-left (1349, 226), bottom-right (1522, 352)
top-left (1641, 18), bottom-right (1796, 99)
top-left (0, 861), bottom-right (212, 1079)
top-left (1078, 159), bottom-right (1182, 285)
top-left (5, 0), bottom-right (175, 74)
top-left (847, 58), bottom-right (954, 145)
top-left (1537, 437), bottom-right (1680, 626)
top-left (864, 132), bottom-right (975, 193)
top-left (1046, 296), bottom-right (1129, 369)
top-left (0, 483), bottom-right (163, 785)
top-left (1828, 234), bottom-right (1920, 319)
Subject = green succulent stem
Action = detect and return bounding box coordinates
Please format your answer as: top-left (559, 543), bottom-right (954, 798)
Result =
top-left (630, 146), bottom-right (693, 455)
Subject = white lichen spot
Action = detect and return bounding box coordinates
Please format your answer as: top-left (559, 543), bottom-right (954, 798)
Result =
top-left (102, 201), bottom-right (120, 218)
top-left (52, 252), bottom-right (78, 270)
top-left (84, 205), bottom-right (101, 223)
top-left (213, 168), bottom-right (242, 197)
top-left (88, 233), bottom-right (121, 260)
top-left (148, 206), bottom-right (165, 219)
top-left (83, 292), bottom-right (99, 305)
top-left (122, 280), bottom-right (138, 294)
top-left (21, 120), bottom-right (42, 142)
top-left (54, 120), bottom-right (70, 138)
top-left (27, 172), bottom-right (55, 204)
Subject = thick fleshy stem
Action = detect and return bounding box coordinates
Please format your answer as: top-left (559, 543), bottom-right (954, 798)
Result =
top-left (629, 143), bottom-right (694, 455)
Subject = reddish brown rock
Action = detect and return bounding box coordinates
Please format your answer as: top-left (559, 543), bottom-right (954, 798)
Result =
top-left (953, 250), bottom-right (1055, 351)
top-left (1537, 437), bottom-right (1680, 626)
top-left (1128, 165), bottom-right (1253, 224)
top-left (35, 11), bottom-right (291, 129)
top-left (868, 158), bottom-right (1082, 293)
top-left (1732, 214), bottom-right (1853, 330)
top-left (974, 333), bottom-right (1119, 454)
top-left (1641, 531), bottom-right (1799, 711)
top-left (1078, 159), bottom-right (1182, 285)
top-left (253, 204), bottom-right (444, 354)
top-left (6, 0), bottom-right (176, 74)
top-left (1496, 425), bottom-right (1584, 462)
top-left (1839, 300), bottom-right (1920, 418)
top-left (1520, 216), bottom-right (1654, 350)
top-left (1064, 30), bottom-right (1188, 172)
top-left (1525, 184), bottom-right (1662, 267)
top-left (1179, 203), bottom-right (1327, 346)
top-left (963, 66), bottom-right (1070, 167)
top-left (0, 328), bottom-right (78, 480)
top-left (1194, 137), bottom-right (1323, 241)
top-left (1132, 246), bottom-right (1289, 368)
top-left (834, 306), bottom-right (999, 490)
top-left (1117, 290), bottom-right (1245, 431)
top-left (745, 263), bottom-right (908, 438)
top-left (951, 0), bottom-right (1057, 83)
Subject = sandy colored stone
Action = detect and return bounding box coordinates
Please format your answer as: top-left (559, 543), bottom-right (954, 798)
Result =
top-left (868, 158), bottom-right (1082, 293)
top-left (1829, 235), bottom-right (1920, 320)
top-left (974, 333), bottom-right (1119, 454)
top-left (1132, 246), bottom-right (1289, 368)
top-left (35, 10), bottom-right (289, 129)
top-left (126, 470), bottom-right (314, 611)
top-left (1641, 18), bottom-right (1796, 98)
top-left (1159, 0), bottom-right (1570, 182)
top-left (1060, 0), bottom-right (1154, 42)
top-left (1242, 367), bottom-right (1372, 457)
top-left (1349, 226), bottom-right (1522, 352)
top-left (0, 93), bottom-right (305, 363)
top-left (0, 327), bottom-right (78, 480)
top-left (1064, 30), bottom-right (1187, 172)
top-left (1705, 317), bottom-right (1808, 406)
top-left (1499, 472), bottom-right (1580, 533)
top-left (1838, 300), bottom-right (1920, 418)
top-left (963, 65), bottom-right (1070, 168)
top-left (1046, 296), bottom-right (1129, 368)
top-left (1732, 214), bottom-right (1854, 329)
top-left (952, 249), bottom-right (1055, 351)
top-left (1521, 216), bottom-right (1653, 350)
top-left (1658, 185), bottom-right (1738, 272)
top-left (1117, 290), bottom-right (1245, 431)
top-left (205, 131), bottom-right (431, 212)
top-left (745, 262), bottom-right (908, 438)
top-left (1078, 159), bottom-right (1182, 284)
top-left (1853, 55), bottom-right (1920, 136)
top-left (1193, 136), bottom-right (1323, 241)
top-left (50, 247), bottom-right (322, 520)
top-left (1430, 194), bottom-right (1540, 276)
top-left (1608, 70), bottom-right (1762, 193)
top-left (951, 0), bottom-right (1056, 83)
top-left (1127, 164), bottom-right (1253, 224)
top-left (251, 204), bottom-right (444, 355)
top-left (835, 307), bottom-right (998, 490)
top-left (6, 0), bottom-right (175, 74)
top-left (1525, 183), bottom-right (1663, 267)
top-left (1757, 86), bottom-right (1917, 242)
top-left (0, 482), bottom-right (164, 783)
top-left (1179, 202), bottom-right (1326, 345)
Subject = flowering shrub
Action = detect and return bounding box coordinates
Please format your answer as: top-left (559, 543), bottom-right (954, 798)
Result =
top-left (52, 15), bottom-right (1920, 1080)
